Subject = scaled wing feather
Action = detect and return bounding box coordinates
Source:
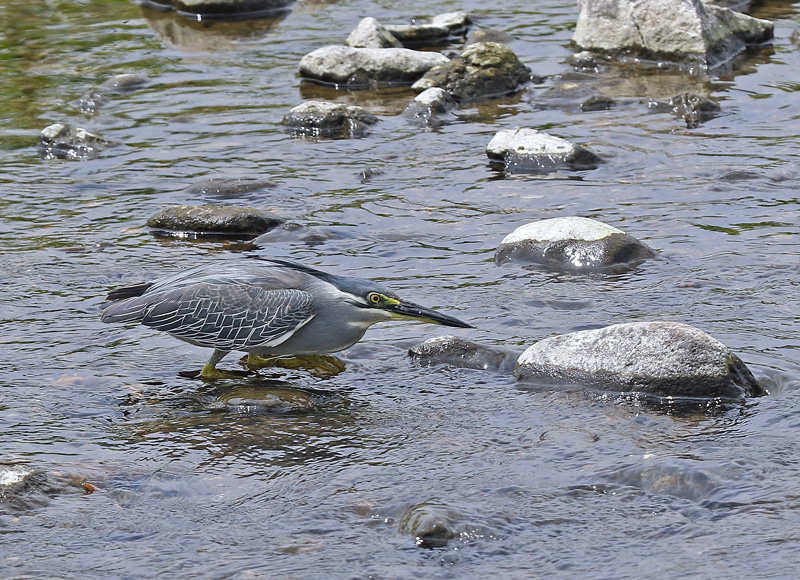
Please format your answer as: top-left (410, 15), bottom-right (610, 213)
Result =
top-left (141, 283), bottom-right (315, 352)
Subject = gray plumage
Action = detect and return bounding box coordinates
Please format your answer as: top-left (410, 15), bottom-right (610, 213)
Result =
top-left (101, 259), bottom-right (471, 377)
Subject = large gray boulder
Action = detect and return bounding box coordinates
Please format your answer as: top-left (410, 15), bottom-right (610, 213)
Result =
top-left (299, 45), bottom-right (449, 88)
top-left (412, 42), bottom-right (531, 101)
top-left (515, 321), bottom-right (765, 400)
top-left (572, 0), bottom-right (773, 68)
top-left (282, 101), bottom-right (379, 138)
top-left (495, 216), bottom-right (656, 269)
top-left (486, 128), bottom-right (603, 173)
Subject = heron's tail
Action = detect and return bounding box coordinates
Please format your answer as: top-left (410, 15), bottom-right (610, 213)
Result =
top-left (100, 283), bottom-right (153, 323)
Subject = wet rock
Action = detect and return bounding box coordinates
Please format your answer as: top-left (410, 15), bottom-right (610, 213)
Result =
top-left (398, 501), bottom-right (461, 548)
top-left (647, 92), bottom-right (721, 128)
top-left (486, 128), bottom-right (603, 174)
top-left (495, 217), bottom-right (656, 269)
top-left (38, 123), bottom-right (117, 161)
top-left (100, 73), bottom-right (150, 93)
top-left (0, 463), bottom-right (54, 512)
top-left (145, 0), bottom-right (294, 19)
top-left (515, 321), bottom-right (765, 400)
top-left (147, 204), bottom-right (284, 237)
top-left (282, 100), bottom-right (379, 138)
top-left (402, 87), bottom-right (456, 127)
top-left (385, 11), bottom-right (472, 47)
top-left (184, 175), bottom-right (277, 198)
top-left (79, 74), bottom-right (150, 115)
top-left (346, 17), bottom-right (402, 48)
top-left (572, 0), bottom-right (773, 68)
top-left (409, 335), bottom-right (519, 373)
top-left (412, 42), bottom-right (531, 102)
top-left (299, 45), bottom-right (449, 88)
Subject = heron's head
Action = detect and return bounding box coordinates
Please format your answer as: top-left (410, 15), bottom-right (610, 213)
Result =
top-left (330, 276), bottom-right (473, 329)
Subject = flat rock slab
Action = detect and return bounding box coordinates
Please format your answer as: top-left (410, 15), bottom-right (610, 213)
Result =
top-left (496, 216), bottom-right (656, 269)
top-left (572, 0), bottom-right (773, 68)
top-left (409, 335), bottom-right (519, 373)
top-left (38, 123), bottom-right (117, 161)
top-left (282, 100), bottom-right (379, 138)
top-left (486, 128), bottom-right (603, 173)
top-left (515, 321), bottom-right (765, 401)
top-left (147, 204), bottom-right (284, 237)
top-left (299, 45), bottom-right (449, 88)
top-left (385, 11), bottom-right (472, 46)
top-left (412, 42), bottom-right (531, 101)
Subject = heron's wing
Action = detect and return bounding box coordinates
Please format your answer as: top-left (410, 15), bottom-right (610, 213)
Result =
top-left (140, 283), bottom-right (315, 352)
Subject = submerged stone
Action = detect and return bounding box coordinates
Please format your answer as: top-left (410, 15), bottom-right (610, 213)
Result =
top-left (572, 0), bottom-right (773, 68)
top-left (299, 45), bottom-right (449, 88)
top-left (495, 216), bottom-right (656, 269)
top-left (147, 204), bottom-right (284, 237)
top-left (184, 175), bottom-right (277, 198)
top-left (38, 123), bottom-right (117, 161)
top-left (100, 73), bottom-right (150, 93)
top-left (412, 42), bottom-right (531, 101)
top-left (409, 335), bottom-right (519, 373)
top-left (346, 17), bottom-right (402, 48)
top-left (282, 100), bottom-right (379, 138)
top-left (647, 92), bottom-right (721, 128)
top-left (397, 501), bottom-right (461, 549)
top-left (515, 321), bottom-right (765, 400)
top-left (486, 128), bottom-right (603, 173)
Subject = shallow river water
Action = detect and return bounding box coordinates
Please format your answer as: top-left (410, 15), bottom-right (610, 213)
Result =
top-left (2, 0), bottom-right (800, 578)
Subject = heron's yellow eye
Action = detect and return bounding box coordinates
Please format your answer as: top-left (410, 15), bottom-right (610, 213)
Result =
top-left (367, 292), bottom-right (382, 305)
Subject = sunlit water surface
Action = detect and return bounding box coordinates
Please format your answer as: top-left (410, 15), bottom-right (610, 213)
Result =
top-left (1, 0), bottom-right (800, 577)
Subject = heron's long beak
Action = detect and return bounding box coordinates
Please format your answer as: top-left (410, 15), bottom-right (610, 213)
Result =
top-left (387, 300), bottom-right (473, 328)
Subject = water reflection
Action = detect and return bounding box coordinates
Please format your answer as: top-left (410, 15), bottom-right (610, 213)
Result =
top-left (141, 5), bottom-right (290, 51)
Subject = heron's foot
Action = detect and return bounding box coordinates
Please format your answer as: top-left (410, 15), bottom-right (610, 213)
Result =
top-left (246, 354), bottom-right (346, 378)
top-left (199, 363), bottom-right (249, 380)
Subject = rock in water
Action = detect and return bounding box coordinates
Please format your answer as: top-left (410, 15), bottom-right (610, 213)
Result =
top-left (571, 0), bottom-right (773, 68)
top-left (412, 42), bottom-right (531, 101)
top-left (38, 123), bottom-right (117, 161)
top-left (346, 17), bottom-right (402, 48)
top-left (298, 45), bottom-right (449, 88)
top-left (146, 204), bottom-right (284, 237)
top-left (515, 321), bottom-right (765, 401)
top-left (385, 11), bottom-right (472, 47)
top-left (409, 335), bottom-right (519, 373)
top-left (495, 216), bottom-right (656, 269)
top-left (486, 128), bottom-right (603, 173)
top-left (282, 101), bottom-right (379, 138)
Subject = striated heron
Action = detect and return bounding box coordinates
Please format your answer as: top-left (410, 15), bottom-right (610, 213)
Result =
top-left (101, 259), bottom-right (472, 378)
